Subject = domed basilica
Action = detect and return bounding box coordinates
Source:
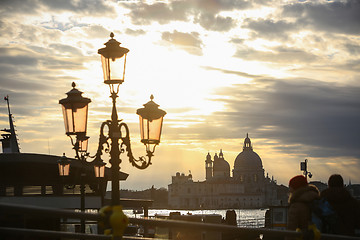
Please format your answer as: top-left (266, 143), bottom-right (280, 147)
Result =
top-left (168, 134), bottom-right (287, 209)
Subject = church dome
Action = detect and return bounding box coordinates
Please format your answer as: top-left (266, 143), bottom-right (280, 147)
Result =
top-left (234, 134), bottom-right (263, 170)
top-left (213, 156), bottom-right (230, 172)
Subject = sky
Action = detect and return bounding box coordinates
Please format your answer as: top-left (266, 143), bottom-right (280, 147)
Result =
top-left (0, 0), bottom-right (359, 190)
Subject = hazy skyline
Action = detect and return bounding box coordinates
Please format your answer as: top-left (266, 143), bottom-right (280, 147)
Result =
top-left (0, 0), bottom-right (359, 190)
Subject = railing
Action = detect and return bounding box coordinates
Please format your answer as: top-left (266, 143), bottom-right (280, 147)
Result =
top-left (238, 218), bottom-right (265, 228)
top-left (0, 202), bottom-right (359, 240)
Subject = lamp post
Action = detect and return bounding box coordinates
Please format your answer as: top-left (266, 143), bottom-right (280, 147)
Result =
top-left (59, 32), bottom-right (166, 211)
top-left (300, 159), bottom-right (312, 180)
top-left (57, 135), bottom-right (106, 233)
top-left (58, 153), bottom-right (71, 177)
top-left (96, 32), bottom-right (166, 205)
top-left (59, 82), bottom-right (92, 234)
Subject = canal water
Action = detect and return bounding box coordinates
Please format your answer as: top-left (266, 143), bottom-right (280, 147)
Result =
top-left (62, 208), bottom-right (267, 234)
top-left (123, 208), bottom-right (268, 228)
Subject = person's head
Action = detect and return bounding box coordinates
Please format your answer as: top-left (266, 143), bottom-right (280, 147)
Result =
top-left (328, 174), bottom-right (344, 188)
top-left (289, 175), bottom-right (308, 192)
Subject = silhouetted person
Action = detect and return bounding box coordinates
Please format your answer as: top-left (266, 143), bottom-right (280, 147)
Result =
top-left (225, 210), bottom-right (237, 226)
top-left (287, 175), bottom-right (319, 233)
top-left (265, 209), bottom-right (271, 228)
top-left (222, 210), bottom-right (238, 240)
top-left (320, 174), bottom-right (360, 236)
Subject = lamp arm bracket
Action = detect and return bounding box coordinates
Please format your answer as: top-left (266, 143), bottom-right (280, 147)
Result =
top-left (68, 135), bottom-right (76, 147)
top-left (118, 122), bottom-right (152, 170)
top-left (89, 121), bottom-right (111, 160)
top-left (67, 135), bottom-right (90, 161)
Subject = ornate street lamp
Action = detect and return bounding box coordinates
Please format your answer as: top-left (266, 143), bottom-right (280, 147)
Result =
top-left (92, 154), bottom-right (106, 206)
top-left (98, 32), bottom-right (129, 85)
top-left (59, 33), bottom-right (166, 211)
top-left (59, 82), bottom-right (91, 137)
top-left (59, 84), bottom-right (92, 234)
top-left (93, 155), bottom-right (106, 178)
top-left (95, 32), bottom-right (166, 205)
top-left (137, 95), bottom-right (166, 157)
top-left (78, 136), bottom-right (89, 153)
top-left (58, 153), bottom-right (71, 177)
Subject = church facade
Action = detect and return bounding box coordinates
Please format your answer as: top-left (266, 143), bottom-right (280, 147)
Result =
top-left (168, 135), bottom-right (287, 209)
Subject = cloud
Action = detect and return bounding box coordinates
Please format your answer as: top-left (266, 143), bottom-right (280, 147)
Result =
top-left (84, 25), bottom-right (110, 39)
top-left (344, 43), bottom-right (360, 56)
top-left (234, 46), bottom-right (319, 63)
top-left (0, 0), bottom-right (359, 188)
top-left (243, 18), bottom-right (298, 40)
top-left (19, 24), bottom-right (61, 44)
top-left (125, 28), bottom-right (146, 36)
top-left (282, 0), bottom-right (360, 35)
top-left (0, 20), bottom-right (64, 48)
top-left (0, 0), bottom-right (116, 17)
top-left (230, 38), bottom-right (245, 44)
top-left (0, 20), bottom-right (19, 39)
top-left (210, 75), bottom-right (360, 159)
top-left (0, 49), bottom-right (38, 66)
top-left (202, 66), bottom-right (260, 79)
top-left (41, 0), bottom-right (115, 15)
top-left (49, 43), bottom-right (83, 56)
top-left (159, 66), bottom-right (360, 162)
top-left (0, 45), bottom-right (86, 117)
top-left (125, 1), bottom-right (190, 25)
top-left (162, 30), bottom-right (203, 55)
top-left (0, 0), bottom-right (39, 15)
top-left (124, 0), bottom-right (252, 29)
top-left (195, 13), bottom-right (236, 32)
top-left (0, 46), bottom-right (86, 71)
top-left (195, 0), bottom-right (253, 14)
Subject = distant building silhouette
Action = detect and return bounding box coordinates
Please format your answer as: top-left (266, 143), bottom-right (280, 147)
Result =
top-left (168, 134), bottom-right (288, 209)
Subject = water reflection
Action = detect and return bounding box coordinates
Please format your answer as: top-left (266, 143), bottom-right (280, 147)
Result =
top-left (123, 208), bottom-right (267, 228)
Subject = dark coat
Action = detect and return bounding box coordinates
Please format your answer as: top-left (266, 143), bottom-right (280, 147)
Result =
top-left (287, 185), bottom-right (319, 231)
top-left (320, 187), bottom-right (360, 236)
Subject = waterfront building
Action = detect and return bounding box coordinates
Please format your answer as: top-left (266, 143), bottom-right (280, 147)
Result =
top-left (168, 134), bottom-right (288, 209)
top-left (0, 97), bottom-right (153, 233)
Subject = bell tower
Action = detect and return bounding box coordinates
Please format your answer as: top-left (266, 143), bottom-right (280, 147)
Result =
top-left (243, 133), bottom-right (252, 151)
top-left (205, 152), bottom-right (213, 180)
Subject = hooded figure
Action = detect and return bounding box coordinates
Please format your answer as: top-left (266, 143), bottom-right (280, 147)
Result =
top-left (320, 174), bottom-right (360, 236)
top-left (287, 175), bottom-right (320, 231)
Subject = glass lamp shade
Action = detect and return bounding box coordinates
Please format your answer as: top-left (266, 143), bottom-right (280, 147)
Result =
top-left (77, 135), bottom-right (89, 153)
top-left (136, 95), bottom-right (166, 146)
top-left (59, 82), bottom-right (91, 136)
top-left (58, 153), bottom-right (71, 176)
top-left (93, 157), bottom-right (106, 178)
top-left (98, 32), bottom-right (129, 84)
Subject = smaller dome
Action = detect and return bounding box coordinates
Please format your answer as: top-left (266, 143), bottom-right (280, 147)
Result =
top-left (213, 151), bottom-right (230, 173)
top-left (213, 158), bottom-right (230, 172)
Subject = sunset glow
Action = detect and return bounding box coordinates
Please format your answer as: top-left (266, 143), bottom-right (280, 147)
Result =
top-left (0, 0), bottom-right (359, 190)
